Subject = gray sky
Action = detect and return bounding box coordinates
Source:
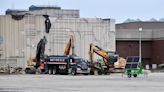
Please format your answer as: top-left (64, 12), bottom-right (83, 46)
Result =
top-left (1, 0), bottom-right (164, 23)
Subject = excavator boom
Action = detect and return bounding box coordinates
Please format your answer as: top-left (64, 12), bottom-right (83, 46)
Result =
top-left (64, 35), bottom-right (74, 55)
top-left (89, 43), bottom-right (119, 67)
top-left (35, 36), bottom-right (47, 68)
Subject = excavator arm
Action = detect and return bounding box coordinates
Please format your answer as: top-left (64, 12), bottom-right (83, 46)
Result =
top-left (89, 43), bottom-right (94, 65)
top-left (35, 36), bottom-right (47, 68)
top-left (89, 43), bottom-right (117, 67)
top-left (64, 35), bottom-right (74, 55)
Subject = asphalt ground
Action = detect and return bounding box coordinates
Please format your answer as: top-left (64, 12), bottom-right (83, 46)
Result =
top-left (0, 73), bottom-right (164, 92)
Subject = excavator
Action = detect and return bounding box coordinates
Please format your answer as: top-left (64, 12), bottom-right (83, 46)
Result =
top-left (35, 36), bottom-right (47, 69)
top-left (25, 36), bottom-right (47, 74)
top-left (89, 43), bottom-right (126, 75)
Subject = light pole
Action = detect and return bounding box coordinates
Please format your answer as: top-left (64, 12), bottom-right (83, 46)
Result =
top-left (139, 27), bottom-right (142, 63)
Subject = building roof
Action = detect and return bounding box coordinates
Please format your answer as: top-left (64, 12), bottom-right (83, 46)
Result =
top-left (6, 9), bottom-right (28, 15)
top-left (5, 5), bottom-right (79, 18)
top-left (116, 22), bottom-right (164, 30)
top-left (29, 5), bottom-right (61, 11)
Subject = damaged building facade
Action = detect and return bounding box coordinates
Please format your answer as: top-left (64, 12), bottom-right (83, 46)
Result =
top-left (0, 5), bottom-right (115, 68)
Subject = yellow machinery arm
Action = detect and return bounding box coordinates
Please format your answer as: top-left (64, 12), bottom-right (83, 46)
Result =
top-left (89, 43), bottom-right (126, 68)
top-left (64, 35), bottom-right (74, 55)
top-left (89, 43), bottom-right (111, 66)
top-left (89, 43), bottom-right (94, 65)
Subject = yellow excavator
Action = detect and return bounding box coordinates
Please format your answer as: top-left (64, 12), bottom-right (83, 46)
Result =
top-left (89, 43), bottom-right (126, 75)
top-left (64, 35), bottom-right (74, 55)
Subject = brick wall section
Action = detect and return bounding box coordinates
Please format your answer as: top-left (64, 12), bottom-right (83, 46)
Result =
top-left (152, 40), bottom-right (164, 64)
top-left (116, 22), bottom-right (164, 68)
top-left (116, 41), bottom-right (153, 67)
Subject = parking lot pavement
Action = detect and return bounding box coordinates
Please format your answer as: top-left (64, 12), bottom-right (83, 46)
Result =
top-left (0, 73), bottom-right (164, 92)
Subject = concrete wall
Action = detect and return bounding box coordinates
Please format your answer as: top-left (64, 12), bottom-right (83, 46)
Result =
top-left (0, 15), bottom-right (115, 68)
top-left (116, 29), bottom-right (164, 40)
top-left (116, 29), bottom-right (153, 40)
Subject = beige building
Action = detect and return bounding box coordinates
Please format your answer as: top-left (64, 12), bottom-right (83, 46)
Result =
top-left (0, 6), bottom-right (115, 68)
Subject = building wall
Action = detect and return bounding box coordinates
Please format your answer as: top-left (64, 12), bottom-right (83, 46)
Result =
top-left (116, 41), bottom-right (152, 67)
top-left (116, 40), bottom-right (164, 68)
top-left (116, 22), bottom-right (164, 68)
top-left (152, 40), bottom-right (164, 64)
top-left (0, 15), bottom-right (115, 68)
top-left (116, 29), bottom-right (153, 40)
top-left (0, 15), bottom-right (33, 68)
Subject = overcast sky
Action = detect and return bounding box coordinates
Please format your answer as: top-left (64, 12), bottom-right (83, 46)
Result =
top-left (1, 0), bottom-right (164, 23)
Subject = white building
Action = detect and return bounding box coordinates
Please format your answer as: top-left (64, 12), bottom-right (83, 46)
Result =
top-left (0, 6), bottom-right (115, 68)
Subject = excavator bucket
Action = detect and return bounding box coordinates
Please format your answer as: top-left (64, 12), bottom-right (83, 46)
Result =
top-left (114, 57), bottom-right (126, 68)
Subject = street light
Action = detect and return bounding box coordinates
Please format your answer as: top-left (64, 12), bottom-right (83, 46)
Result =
top-left (139, 27), bottom-right (142, 63)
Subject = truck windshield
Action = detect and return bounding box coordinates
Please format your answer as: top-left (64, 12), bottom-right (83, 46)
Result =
top-left (74, 59), bottom-right (86, 64)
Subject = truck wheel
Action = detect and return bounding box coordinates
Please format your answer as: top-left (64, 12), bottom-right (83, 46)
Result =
top-left (104, 71), bottom-right (109, 75)
top-left (133, 74), bottom-right (137, 77)
top-left (84, 73), bottom-right (89, 75)
top-left (94, 70), bottom-right (98, 75)
top-left (98, 71), bottom-right (102, 75)
top-left (71, 68), bottom-right (76, 75)
top-left (90, 70), bottom-right (94, 75)
top-left (128, 74), bottom-right (131, 78)
top-left (48, 68), bottom-right (53, 74)
top-left (53, 66), bottom-right (57, 74)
